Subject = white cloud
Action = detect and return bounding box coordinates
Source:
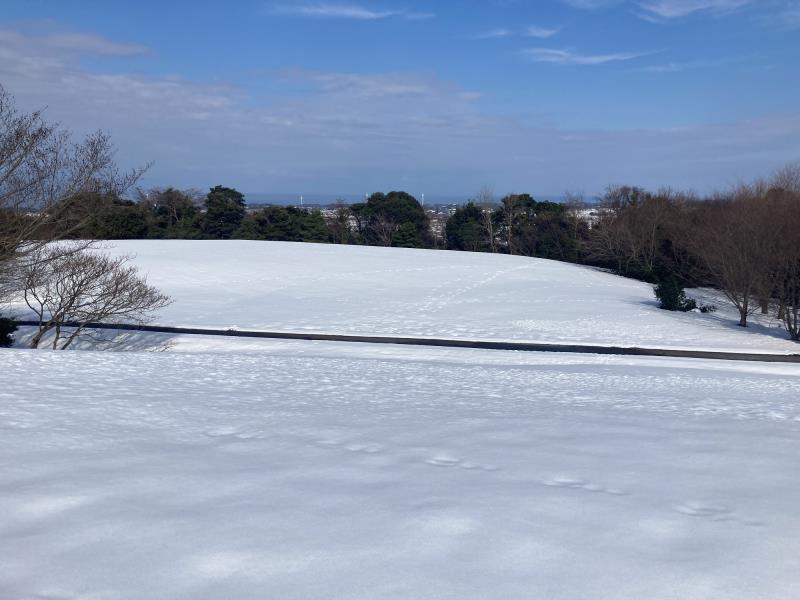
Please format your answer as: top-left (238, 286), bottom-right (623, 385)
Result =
top-left (40, 32), bottom-right (149, 56)
top-left (635, 55), bottom-right (740, 72)
top-left (767, 2), bottom-right (800, 29)
top-left (0, 29), bottom-right (148, 60)
top-left (0, 28), bottom-right (238, 122)
top-left (267, 3), bottom-right (433, 20)
top-left (561, 0), bottom-right (624, 8)
top-left (638, 0), bottom-right (753, 19)
top-left (522, 47), bottom-right (646, 65)
top-left (525, 25), bottom-right (560, 38)
top-left (476, 25), bottom-right (560, 39)
top-left (563, 0), bottom-right (756, 20)
top-left (477, 28), bottom-right (513, 39)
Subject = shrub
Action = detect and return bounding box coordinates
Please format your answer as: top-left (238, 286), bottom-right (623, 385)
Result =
top-left (0, 315), bottom-right (16, 347)
top-left (23, 246), bottom-right (172, 350)
top-left (654, 276), bottom-right (696, 312)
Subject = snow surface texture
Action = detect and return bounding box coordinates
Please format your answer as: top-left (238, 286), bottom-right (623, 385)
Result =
top-left (16, 239), bottom-right (795, 353)
top-left (2, 342), bottom-right (800, 600)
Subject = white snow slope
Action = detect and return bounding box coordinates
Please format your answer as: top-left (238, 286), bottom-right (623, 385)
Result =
top-left (3, 241), bottom-right (800, 599)
top-left (12, 239), bottom-right (796, 353)
top-left (2, 342), bottom-right (800, 600)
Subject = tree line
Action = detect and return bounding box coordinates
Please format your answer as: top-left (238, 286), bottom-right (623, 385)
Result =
top-left (43, 168), bottom-right (800, 342)
top-left (1, 81), bottom-right (799, 345)
top-left (58, 186), bottom-right (432, 247)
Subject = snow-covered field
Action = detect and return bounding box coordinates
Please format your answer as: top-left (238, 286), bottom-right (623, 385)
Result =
top-left (2, 342), bottom-right (800, 599)
top-left (3, 241), bottom-right (800, 599)
top-left (12, 239), bottom-right (795, 353)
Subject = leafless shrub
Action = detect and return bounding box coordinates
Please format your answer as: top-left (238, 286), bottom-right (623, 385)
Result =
top-left (23, 245), bottom-right (171, 349)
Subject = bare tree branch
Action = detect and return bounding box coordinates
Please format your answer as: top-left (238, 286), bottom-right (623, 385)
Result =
top-left (23, 245), bottom-right (172, 349)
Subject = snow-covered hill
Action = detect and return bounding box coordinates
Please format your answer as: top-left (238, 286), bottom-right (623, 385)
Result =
top-left (17, 239), bottom-right (796, 353)
top-left (3, 241), bottom-right (800, 600)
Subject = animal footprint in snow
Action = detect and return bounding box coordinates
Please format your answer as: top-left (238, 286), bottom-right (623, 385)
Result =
top-left (204, 426), bottom-right (260, 440)
top-left (541, 476), bottom-right (625, 496)
top-left (345, 443), bottom-right (384, 454)
top-left (205, 426), bottom-right (239, 437)
top-left (425, 455), bottom-right (461, 467)
top-left (315, 439), bottom-right (342, 447)
top-left (674, 502), bottom-right (732, 521)
top-left (541, 476), bottom-right (586, 489)
top-left (425, 455), bottom-right (499, 471)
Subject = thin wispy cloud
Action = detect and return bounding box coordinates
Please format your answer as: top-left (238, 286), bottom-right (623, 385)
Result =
top-left (563, 0), bottom-right (756, 20)
top-left (476, 28), bottom-right (513, 39)
top-left (766, 1), bottom-right (800, 30)
top-left (267, 3), bottom-right (433, 20)
top-left (0, 29), bottom-right (148, 57)
top-left (635, 56), bottom-right (737, 72)
top-left (476, 26), bottom-right (560, 39)
top-left (277, 69), bottom-right (480, 101)
top-left (561, 0), bottom-right (624, 8)
top-left (639, 61), bottom-right (700, 72)
top-left (525, 25), bottom-right (560, 38)
top-left (638, 0), bottom-right (753, 20)
top-left (522, 47), bottom-right (646, 65)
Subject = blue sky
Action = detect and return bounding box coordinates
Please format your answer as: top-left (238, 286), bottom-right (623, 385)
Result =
top-left (1, 0), bottom-right (798, 198)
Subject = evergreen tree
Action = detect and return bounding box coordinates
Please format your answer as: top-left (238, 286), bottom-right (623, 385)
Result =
top-left (93, 200), bottom-right (149, 239)
top-left (235, 207), bottom-right (331, 243)
top-left (493, 194), bottom-right (576, 259)
top-left (351, 191), bottom-right (429, 247)
top-left (446, 203), bottom-right (490, 252)
top-left (203, 186), bottom-right (246, 239)
top-left (392, 222), bottom-right (423, 248)
top-left (0, 315), bottom-right (16, 347)
top-left (654, 275), bottom-right (696, 311)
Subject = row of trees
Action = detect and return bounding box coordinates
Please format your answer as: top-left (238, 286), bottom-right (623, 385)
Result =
top-left (581, 168), bottom-right (800, 338)
top-left (72, 187), bottom-right (433, 247)
top-left (37, 168), bottom-right (800, 341)
top-left (74, 186), bottom-right (584, 259)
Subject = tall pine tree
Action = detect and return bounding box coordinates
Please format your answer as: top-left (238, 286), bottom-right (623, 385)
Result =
top-left (203, 186), bottom-right (246, 239)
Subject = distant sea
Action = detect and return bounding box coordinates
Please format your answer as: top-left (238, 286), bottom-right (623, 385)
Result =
top-left (243, 192), bottom-right (583, 206)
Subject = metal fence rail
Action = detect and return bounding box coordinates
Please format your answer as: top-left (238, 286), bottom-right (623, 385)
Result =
top-left (13, 320), bottom-right (800, 363)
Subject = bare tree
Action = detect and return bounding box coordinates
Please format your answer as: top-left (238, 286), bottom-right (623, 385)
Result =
top-left (772, 161), bottom-right (800, 194)
top-left (563, 190), bottom-right (587, 256)
top-left (500, 194), bottom-right (518, 255)
top-left (0, 84), bottom-right (146, 300)
top-left (687, 187), bottom-right (776, 328)
top-left (325, 201), bottom-right (354, 244)
top-left (476, 187), bottom-right (497, 253)
top-left (585, 186), bottom-right (689, 279)
top-left (136, 187), bottom-right (202, 231)
top-left (765, 174), bottom-right (800, 340)
top-left (23, 245), bottom-right (171, 349)
top-left (369, 214), bottom-right (398, 247)
top-left (776, 236), bottom-right (800, 341)
top-left (427, 212), bottom-right (448, 249)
